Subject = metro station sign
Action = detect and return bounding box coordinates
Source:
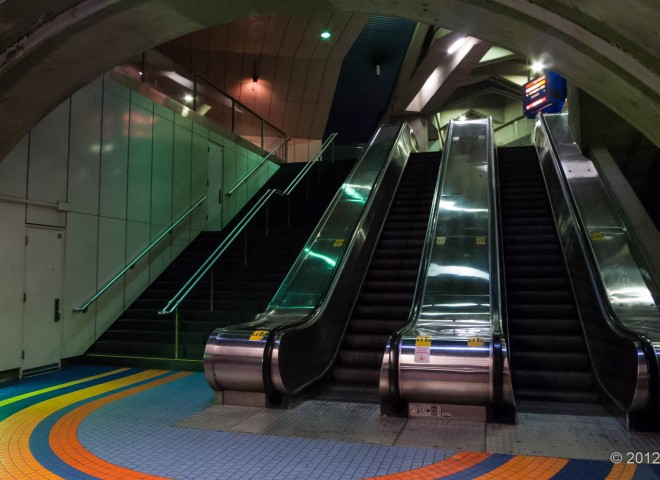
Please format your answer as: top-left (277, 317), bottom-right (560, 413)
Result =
top-left (523, 71), bottom-right (567, 118)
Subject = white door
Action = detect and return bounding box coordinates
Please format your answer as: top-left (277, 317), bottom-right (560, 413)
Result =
top-left (207, 142), bottom-right (224, 230)
top-left (22, 227), bottom-right (64, 372)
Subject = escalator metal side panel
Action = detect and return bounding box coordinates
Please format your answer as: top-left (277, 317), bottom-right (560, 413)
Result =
top-left (270, 125), bottom-right (417, 396)
top-left (535, 113), bottom-right (659, 417)
top-left (386, 118), bottom-right (504, 407)
top-left (204, 123), bottom-right (417, 398)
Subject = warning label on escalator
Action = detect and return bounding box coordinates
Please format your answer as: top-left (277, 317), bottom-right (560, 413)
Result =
top-left (249, 330), bottom-right (269, 341)
top-left (414, 336), bottom-right (431, 363)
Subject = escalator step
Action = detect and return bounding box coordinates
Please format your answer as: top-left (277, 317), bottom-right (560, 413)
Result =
top-left (372, 248), bottom-right (425, 260)
top-left (369, 258), bottom-right (425, 270)
top-left (338, 349), bottom-right (384, 366)
top-left (509, 334), bottom-right (586, 352)
top-left (505, 265), bottom-right (566, 278)
top-left (357, 292), bottom-right (414, 305)
top-left (349, 318), bottom-right (409, 334)
top-left (513, 369), bottom-right (595, 391)
top-left (505, 253), bottom-right (566, 266)
top-left (366, 269), bottom-right (420, 281)
top-left (506, 317), bottom-right (582, 335)
top-left (505, 278), bottom-right (568, 290)
top-left (333, 365), bottom-right (380, 385)
top-left (504, 243), bottom-right (562, 255)
top-left (377, 239), bottom-right (425, 250)
top-left (508, 303), bottom-right (577, 318)
top-left (507, 290), bottom-right (575, 304)
top-left (503, 225), bottom-right (556, 235)
top-left (361, 280), bottom-right (417, 292)
top-left (514, 387), bottom-right (600, 403)
top-left (353, 305), bottom-right (413, 319)
top-left (511, 351), bottom-right (591, 370)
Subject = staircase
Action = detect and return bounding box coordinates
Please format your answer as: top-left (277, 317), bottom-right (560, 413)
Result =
top-left (320, 152), bottom-right (442, 403)
top-left (498, 146), bottom-right (598, 406)
top-left (86, 159), bottom-right (355, 369)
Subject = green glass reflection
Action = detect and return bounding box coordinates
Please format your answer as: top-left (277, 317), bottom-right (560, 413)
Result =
top-left (267, 124), bottom-right (406, 312)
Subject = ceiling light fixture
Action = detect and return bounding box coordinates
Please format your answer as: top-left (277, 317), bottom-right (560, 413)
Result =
top-left (183, 94), bottom-right (194, 104)
top-left (530, 60), bottom-right (546, 75)
top-left (447, 37), bottom-right (467, 54)
top-left (320, 31), bottom-right (331, 40)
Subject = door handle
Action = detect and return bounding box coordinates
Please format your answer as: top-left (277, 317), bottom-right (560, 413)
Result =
top-left (218, 189), bottom-right (222, 204)
top-left (54, 298), bottom-right (61, 322)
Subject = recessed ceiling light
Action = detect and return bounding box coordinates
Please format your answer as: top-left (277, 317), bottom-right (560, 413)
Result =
top-left (320, 31), bottom-right (331, 40)
top-left (183, 94), bottom-right (194, 104)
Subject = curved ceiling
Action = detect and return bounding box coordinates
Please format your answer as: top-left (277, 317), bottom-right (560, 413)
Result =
top-left (1, 0), bottom-right (659, 159)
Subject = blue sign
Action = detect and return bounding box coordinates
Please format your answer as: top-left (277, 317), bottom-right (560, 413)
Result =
top-left (523, 71), bottom-right (567, 118)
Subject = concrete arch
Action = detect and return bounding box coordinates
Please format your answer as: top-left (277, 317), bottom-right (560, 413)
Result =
top-left (1, 0), bottom-right (659, 160)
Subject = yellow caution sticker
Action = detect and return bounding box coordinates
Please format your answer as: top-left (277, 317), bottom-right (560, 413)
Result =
top-left (476, 236), bottom-right (487, 245)
top-left (415, 336), bottom-right (432, 347)
top-left (468, 337), bottom-right (484, 347)
top-left (591, 232), bottom-right (603, 241)
top-left (436, 236), bottom-right (446, 245)
top-left (333, 239), bottom-right (345, 247)
top-left (249, 330), bottom-right (269, 341)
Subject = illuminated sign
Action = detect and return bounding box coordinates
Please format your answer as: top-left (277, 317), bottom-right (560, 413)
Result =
top-left (523, 70), bottom-right (566, 118)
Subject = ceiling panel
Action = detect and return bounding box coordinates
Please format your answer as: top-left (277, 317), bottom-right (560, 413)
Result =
top-left (161, 13), bottom-right (368, 140)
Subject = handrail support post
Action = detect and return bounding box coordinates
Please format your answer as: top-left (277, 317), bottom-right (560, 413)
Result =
top-left (244, 230), bottom-right (248, 266)
top-left (287, 196), bottom-right (291, 227)
top-left (174, 308), bottom-right (180, 359)
top-left (210, 269), bottom-right (214, 312)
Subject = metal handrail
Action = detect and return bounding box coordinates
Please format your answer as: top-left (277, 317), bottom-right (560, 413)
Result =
top-left (493, 114), bottom-right (527, 132)
top-left (152, 47), bottom-right (286, 141)
top-left (227, 137), bottom-right (290, 197)
top-left (74, 196), bottom-right (207, 313)
top-left (158, 134), bottom-right (338, 315)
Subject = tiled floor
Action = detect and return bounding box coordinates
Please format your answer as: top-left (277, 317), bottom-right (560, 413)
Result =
top-left (1, 365), bottom-right (659, 479)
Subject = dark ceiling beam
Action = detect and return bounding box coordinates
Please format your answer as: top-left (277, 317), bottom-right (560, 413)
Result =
top-left (416, 40), bottom-right (493, 113)
top-left (473, 58), bottom-right (528, 78)
top-left (391, 30), bottom-right (468, 112)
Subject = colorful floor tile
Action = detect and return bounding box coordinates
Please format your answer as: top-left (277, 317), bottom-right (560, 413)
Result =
top-left (0, 365), bottom-right (659, 479)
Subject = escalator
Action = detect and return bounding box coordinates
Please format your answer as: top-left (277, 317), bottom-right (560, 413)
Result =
top-left (319, 152), bottom-right (442, 403)
top-left (498, 146), bottom-right (599, 406)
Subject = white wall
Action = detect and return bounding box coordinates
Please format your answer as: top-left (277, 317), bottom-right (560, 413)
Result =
top-left (0, 76), bottom-right (277, 373)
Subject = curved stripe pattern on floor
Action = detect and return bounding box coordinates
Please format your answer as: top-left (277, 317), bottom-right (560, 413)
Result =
top-left (367, 453), bottom-right (641, 480)
top-left (0, 366), bottom-right (658, 479)
top-left (0, 368), bottom-right (189, 479)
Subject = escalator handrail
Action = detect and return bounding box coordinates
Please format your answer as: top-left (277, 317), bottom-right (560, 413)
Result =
top-left (537, 113), bottom-right (657, 412)
top-left (203, 122), bottom-right (418, 398)
top-left (487, 118), bottom-right (508, 409)
top-left (265, 122), bottom-right (418, 396)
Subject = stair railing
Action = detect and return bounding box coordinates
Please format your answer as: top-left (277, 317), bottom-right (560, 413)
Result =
top-left (226, 137), bottom-right (290, 197)
top-left (158, 134), bottom-right (337, 357)
top-left (74, 196), bottom-right (207, 313)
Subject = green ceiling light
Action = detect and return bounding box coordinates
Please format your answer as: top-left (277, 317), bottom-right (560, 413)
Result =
top-left (320, 31), bottom-right (331, 40)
